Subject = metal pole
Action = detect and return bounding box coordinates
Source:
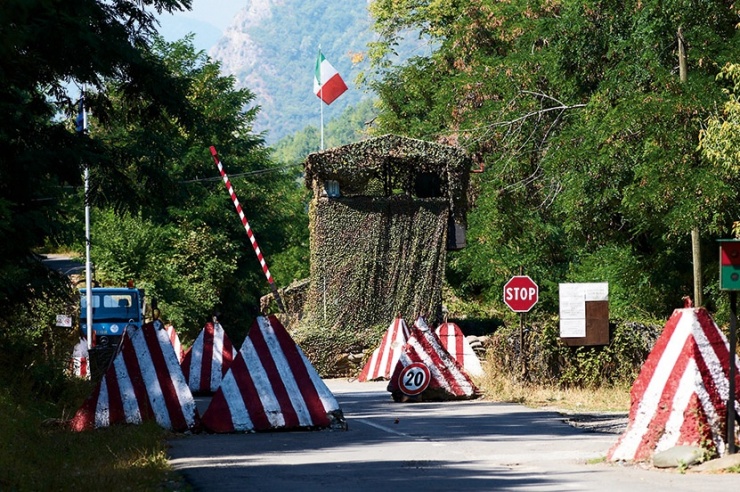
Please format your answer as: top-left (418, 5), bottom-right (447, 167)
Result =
top-left (78, 89), bottom-right (93, 350)
top-left (85, 165), bottom-right (93, 349)
top-left (729, 291), bottom-right (737, 454)
top-left (320, 86), bottom-right (324, 150)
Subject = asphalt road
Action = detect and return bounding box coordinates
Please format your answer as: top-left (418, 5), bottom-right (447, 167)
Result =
top-left (168, 379), bottom-right (737, 491)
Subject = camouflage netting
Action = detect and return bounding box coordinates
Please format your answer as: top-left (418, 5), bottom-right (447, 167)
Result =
top-left (304, 134), bottom-right (471, 229)
top-left (303, 196), bottom-right (449, 331)
top-left (299, 134), bottom-right (472, 335)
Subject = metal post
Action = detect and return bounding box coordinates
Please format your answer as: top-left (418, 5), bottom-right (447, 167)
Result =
top-left (78, 88), bottom-right (93, 350)
top-left (85, 165), bottom-right (93, 349)
top-left (729, 291), bottom-right (737, 454)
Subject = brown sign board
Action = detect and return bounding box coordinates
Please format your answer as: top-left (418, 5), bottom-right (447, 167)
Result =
top-left (561, 300), bottom-right (610, 347)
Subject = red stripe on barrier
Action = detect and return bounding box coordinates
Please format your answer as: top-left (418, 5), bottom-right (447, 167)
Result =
top-left (181, 348), bottom-right (192, 381)
top-left (202, 392), bottom-right (237, 433)
top-left (268, 316), bottom-right (329, 426)
top-left (222, 332), bottom-right (235, 377)
top-left (106, 368), bottom-right (127, 424)
top-left (142, 324), bottom-right (188, 432)
top-left (70, 383), bottom-right (102, 431)
top-left (120, 335), bottom-right (155, 422)
top-left (248, 322), bottom-right (300, 428)
top-left (677, 393), bottom-right (712, 446)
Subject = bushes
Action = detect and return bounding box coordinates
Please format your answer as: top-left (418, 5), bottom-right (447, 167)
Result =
top-left (292, 320), bottom-right (386, 377)
top-left (486, 315), bottom-right (661, 388)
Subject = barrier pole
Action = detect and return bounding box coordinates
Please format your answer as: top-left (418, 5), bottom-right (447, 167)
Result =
top-left (210, 146), bottom-right (285, 313)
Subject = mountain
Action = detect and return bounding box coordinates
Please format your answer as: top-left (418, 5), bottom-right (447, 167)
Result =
top-left (209, 0), bottom-right (376, 144)
top-left (155, 0), bottom-right (245, 54)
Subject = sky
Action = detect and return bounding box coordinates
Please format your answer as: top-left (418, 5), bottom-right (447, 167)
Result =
top-left (155, 0), bottom-right (246, 53)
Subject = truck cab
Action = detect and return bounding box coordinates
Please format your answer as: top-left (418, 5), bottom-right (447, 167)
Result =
top-left (79, 287), bottom-right (145, 348)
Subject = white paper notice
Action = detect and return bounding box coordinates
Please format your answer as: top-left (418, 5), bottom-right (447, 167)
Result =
top-left (559, 284), bottom-right (586, 319)
top-left (560, 318), bottom-right (586, 338)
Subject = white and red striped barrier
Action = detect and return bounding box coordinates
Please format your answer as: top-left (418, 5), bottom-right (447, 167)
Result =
top-left (435, 322), bottom-right (484, 377)
top-left (358, 317), bottom-right (410, 381)
top-left (165, 324), bottom-right (184, 364)
top-left (210, 146), bottom-right (285, 312)
top-left (70, 337), bottom-right (90, 380)
top-left (608, 307), bottom-right (740, 462)
top-left (388, 317), bottom-right (479, 401)
top-left (181, 321), bottom-right (237, 394)
top-left (201, 315), bottom-right (345, 433)
top-left (70, 320), bottom-right (198, 432)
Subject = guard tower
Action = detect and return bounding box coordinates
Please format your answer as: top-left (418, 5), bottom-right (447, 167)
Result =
top-left (302, 134), bottom-right (472, 330)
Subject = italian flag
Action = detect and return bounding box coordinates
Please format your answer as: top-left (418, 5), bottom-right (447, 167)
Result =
top-left (314, 50), bottom-right (348, 105)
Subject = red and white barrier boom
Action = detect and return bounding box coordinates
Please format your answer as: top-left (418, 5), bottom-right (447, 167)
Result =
top-left (210, 146), bottom-right (285, 312)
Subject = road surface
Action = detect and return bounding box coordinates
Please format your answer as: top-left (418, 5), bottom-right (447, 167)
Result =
top-left (168, 379), bottom-right (736, 491)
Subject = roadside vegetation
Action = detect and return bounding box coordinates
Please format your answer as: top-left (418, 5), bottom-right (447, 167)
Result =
top-left (0, 386), bottom-right (183, 491)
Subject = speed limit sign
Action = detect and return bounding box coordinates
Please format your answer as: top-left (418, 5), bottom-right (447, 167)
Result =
top-left (398, 362), bottom-right (431, 396)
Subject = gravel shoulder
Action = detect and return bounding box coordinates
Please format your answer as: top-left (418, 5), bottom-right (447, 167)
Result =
top-left (550, 408), bottom-right (629, 434)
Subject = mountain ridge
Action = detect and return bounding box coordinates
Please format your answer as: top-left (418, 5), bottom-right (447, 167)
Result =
top-left (209, 0), bottom-right (375, 144)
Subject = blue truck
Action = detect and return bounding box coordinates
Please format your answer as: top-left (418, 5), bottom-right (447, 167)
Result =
top-left (79, 287), bottom-right (145, 348)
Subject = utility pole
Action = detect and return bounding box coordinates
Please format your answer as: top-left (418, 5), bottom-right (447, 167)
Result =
top-left (678, 27), bottom-right (703, 307)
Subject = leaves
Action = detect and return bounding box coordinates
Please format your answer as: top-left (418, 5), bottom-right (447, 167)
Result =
top-left (368, 0), bottom-right (740, 315)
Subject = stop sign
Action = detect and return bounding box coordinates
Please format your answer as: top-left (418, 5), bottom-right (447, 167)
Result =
top-left (503, 276), bottom-right (539, 312)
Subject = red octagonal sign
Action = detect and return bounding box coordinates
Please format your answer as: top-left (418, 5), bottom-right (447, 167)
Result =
top-left (503, 275), bottom-right (539, 312)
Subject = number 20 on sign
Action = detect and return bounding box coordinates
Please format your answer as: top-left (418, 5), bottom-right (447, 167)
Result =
top-left (398, 362), bottom-right (431, 396)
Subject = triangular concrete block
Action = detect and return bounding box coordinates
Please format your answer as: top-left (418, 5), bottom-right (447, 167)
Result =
top-left (70, 320), bottom-right (198, 432)
top-left (200, 315), bottom-right (345, 433)
top-left (181, 321), bottom-right (236, 394)
top-left (608, 307), bottom-right (740, 462)
top-left (435, 322), bottom-right (484, 377)
top-left (388, 317), bottom-right (479, 401)
top-left (358, 317), bottom-right (409, 382)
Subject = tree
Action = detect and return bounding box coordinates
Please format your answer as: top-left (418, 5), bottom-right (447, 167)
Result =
top-left (367, 0), bottom-right (740, 316)
top-left (80, 36), bottom-right (309, 336)
top-left (0, 0), bottom-right (193, 310)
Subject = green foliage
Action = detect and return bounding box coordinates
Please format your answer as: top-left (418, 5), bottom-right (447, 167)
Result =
top-left (700, 63), bottom-right (740, 172)
top-left (88, 209), bottom-right (239, 339)
top-left (0, 271), bottom-right (78, 401)
top-left (487, 316), bottom-right (661, 387)
top-left (272, 99), bottom-right (378, 164)
top-left (0, 0), bottom-right (191, 311)
top-left (368, 0), bottom-right (740, 318)
top-left (564, 244), bottom-right (686, 319)
top-left (64, 36), bottom-right (312, 338)
top-left (0, 387), bottom-right (180, 491)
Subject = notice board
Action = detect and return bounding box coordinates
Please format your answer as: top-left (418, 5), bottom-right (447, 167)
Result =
top-left (559, 283), bottom-right (610, 346)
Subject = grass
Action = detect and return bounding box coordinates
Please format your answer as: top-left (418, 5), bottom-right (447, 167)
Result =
top-left (0, 385), bottom-right (188, 491)
top-left (476, 371), bottom-right (631, 413)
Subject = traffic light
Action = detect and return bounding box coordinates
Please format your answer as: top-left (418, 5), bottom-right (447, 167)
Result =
top-left (719, 240), bottom-right (740, 290)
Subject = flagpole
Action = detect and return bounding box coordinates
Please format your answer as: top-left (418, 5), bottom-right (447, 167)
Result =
top-left (318, 45), bottom-right (324, 151)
